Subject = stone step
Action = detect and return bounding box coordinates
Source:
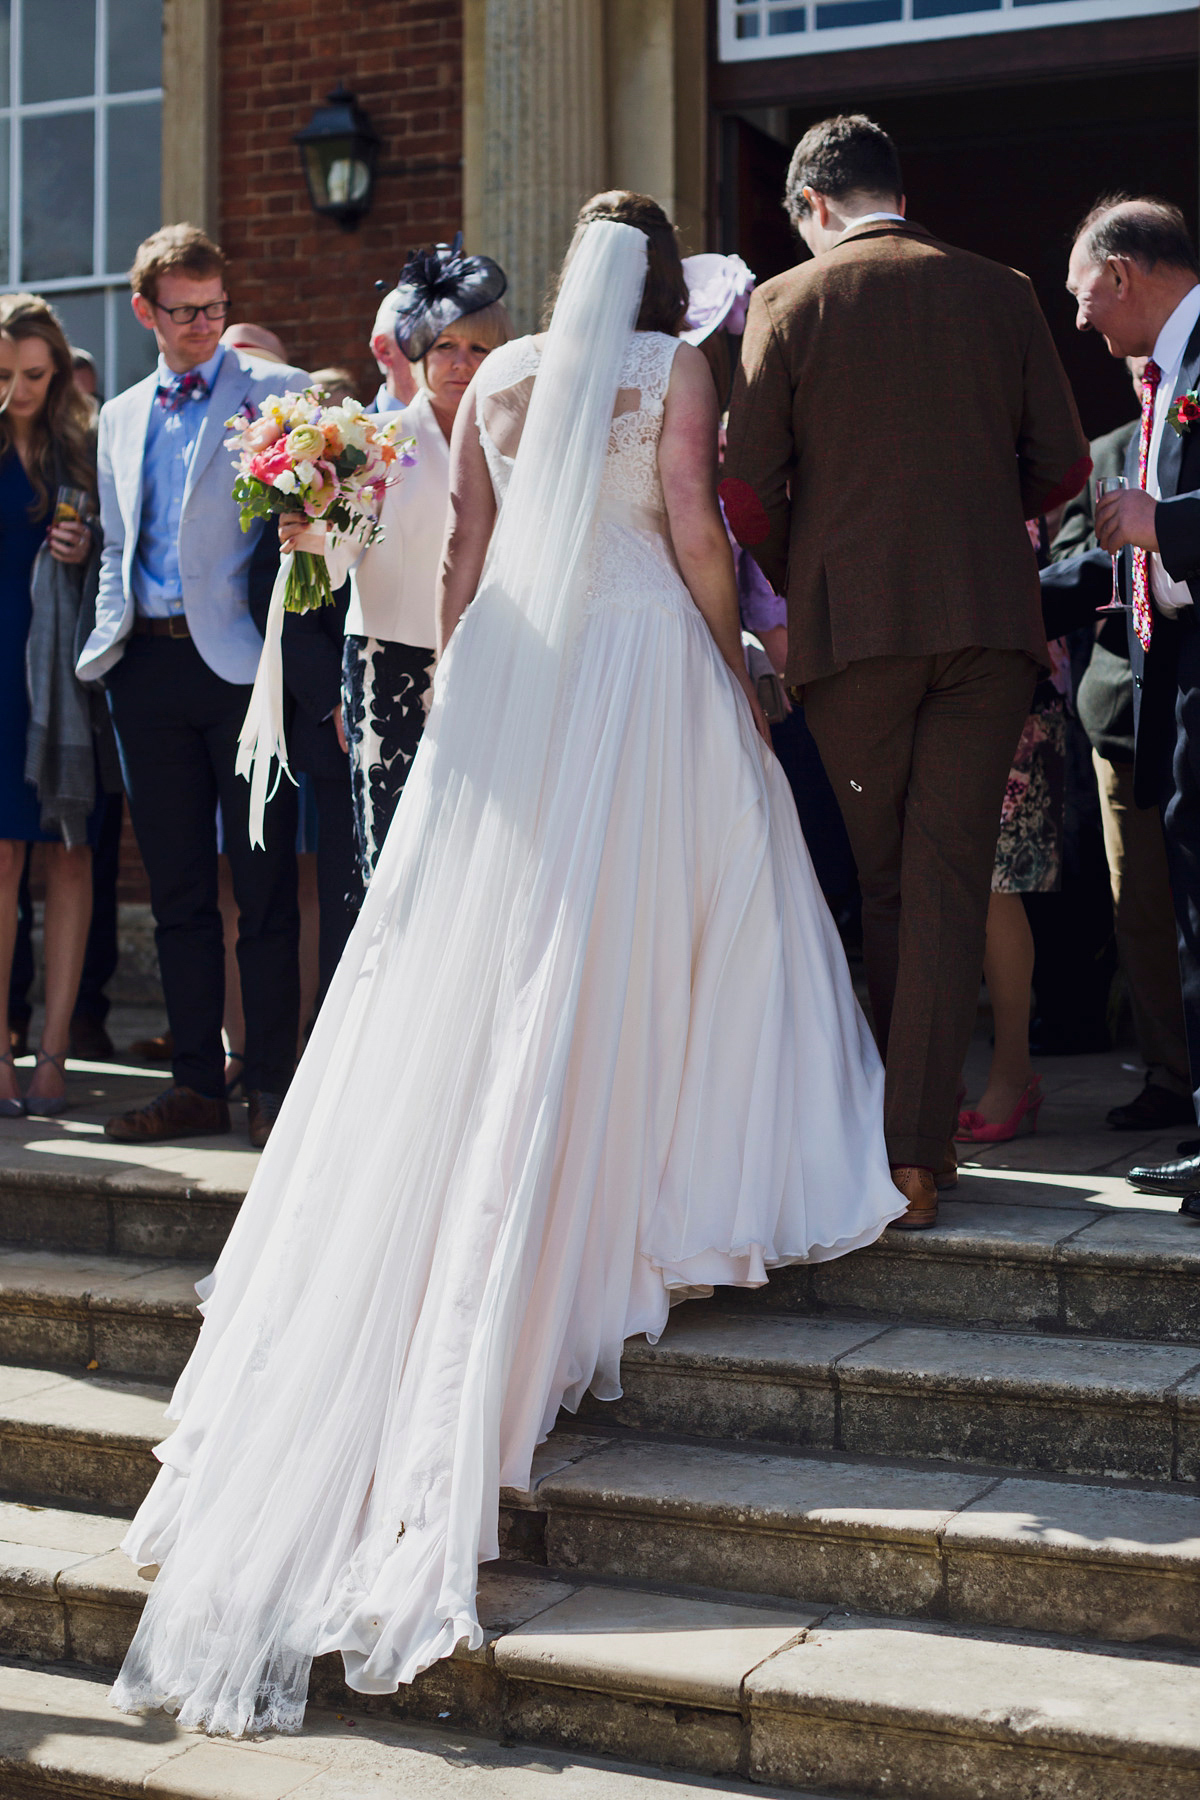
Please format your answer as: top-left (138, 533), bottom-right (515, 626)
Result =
top-left (6, 1239), bottom-right (1200, 1478)
top-left (580, 1309), bottom-right (1200, 1481)
top-left (0, 1660), bottom-right (810, 1800)
top-left (6, 1169), bottom-right (1200, 1344)
top-left (3, 1379), bottom-right (1198, 1650)
top-left (0, 1247), bottom-right (205, 1380)
top-left (0, 1160), bottom-right (244, 1263)
top-left (726, 1195), bottom-right (1200, 1345)
top-left (0, 1511), bottom-right (1197, 1799)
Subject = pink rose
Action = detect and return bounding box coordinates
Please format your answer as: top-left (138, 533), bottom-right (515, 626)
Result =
top-left (242, 415), bottom-right (283, 453)
top-left (249, 441), bottom-right (292, 483)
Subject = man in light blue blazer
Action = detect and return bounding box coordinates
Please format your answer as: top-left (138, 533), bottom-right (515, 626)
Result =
top-left (77, 224), bottom-right (308, 1147)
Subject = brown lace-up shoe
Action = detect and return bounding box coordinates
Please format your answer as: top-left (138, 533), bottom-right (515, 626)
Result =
top-left (887, 1165), bottom-right (939, 1230)
top-left (936, 1140), bottom-right (958, 1192)
top-left (105, 1086), bottom-right (230, 1143)
top-left (246, 1089), bottom-right (284, 1149)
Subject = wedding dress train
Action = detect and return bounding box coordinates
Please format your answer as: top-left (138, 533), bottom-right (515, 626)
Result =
top-left (111, 221), bottom-right (903, 1738)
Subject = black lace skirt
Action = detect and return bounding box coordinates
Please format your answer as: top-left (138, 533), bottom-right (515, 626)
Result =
top-left (342, 634), bottom-right (434, 884)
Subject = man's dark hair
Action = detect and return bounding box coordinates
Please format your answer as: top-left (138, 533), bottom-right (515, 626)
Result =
top-left (784, 115), bottom-right (902, 230)
top-left (1075, 194), bottom-right (1200, 279)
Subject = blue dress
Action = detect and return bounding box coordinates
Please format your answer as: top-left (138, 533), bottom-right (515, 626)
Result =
top-left (0, 451), bottom-right (93, 844)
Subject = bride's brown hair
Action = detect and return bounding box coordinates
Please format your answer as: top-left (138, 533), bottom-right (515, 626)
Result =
top-left (0, 294), bottom-right (95, 519)
top-left (547, 191), bottom-right (689, 336)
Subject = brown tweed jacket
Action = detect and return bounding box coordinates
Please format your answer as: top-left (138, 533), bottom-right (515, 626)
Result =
top-left (723, 221), bottom-right (1091, 688)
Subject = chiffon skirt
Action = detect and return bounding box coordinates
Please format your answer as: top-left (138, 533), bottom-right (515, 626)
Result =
top-left (111, 560), bottom-right (902, 1737)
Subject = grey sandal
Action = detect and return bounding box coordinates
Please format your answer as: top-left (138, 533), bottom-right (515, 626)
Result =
top-left (24, 1051), bottom-right (69, 1118)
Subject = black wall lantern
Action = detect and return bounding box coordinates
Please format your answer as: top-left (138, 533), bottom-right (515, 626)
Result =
top-left (294, 84), bottom-right (380, 230)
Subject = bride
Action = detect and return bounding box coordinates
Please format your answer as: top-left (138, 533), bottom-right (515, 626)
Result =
top-left (111, 191), bottom-right (904, 1738)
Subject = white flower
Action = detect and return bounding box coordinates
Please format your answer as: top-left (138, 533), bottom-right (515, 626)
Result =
top-left (272, 469), bottom-right (298, 494)
top-left (294, 459), bottom-right (317, 487)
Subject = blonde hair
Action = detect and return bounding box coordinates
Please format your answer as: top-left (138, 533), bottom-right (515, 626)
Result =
top-left (413, 300), bottom-right (515, 392)
top-left (0, 293), bottom-right (95, 518)
top-left (130, 222), bottom-right (226, 305)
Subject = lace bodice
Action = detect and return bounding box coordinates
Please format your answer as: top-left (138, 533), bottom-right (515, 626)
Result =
top-left (475, 331), bottom-right (681, 514)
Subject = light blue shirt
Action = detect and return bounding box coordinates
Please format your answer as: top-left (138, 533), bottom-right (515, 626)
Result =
top-left (373, 382), bottom-right (405, 413)
top-left (132, 347), bottom-right (226, 616)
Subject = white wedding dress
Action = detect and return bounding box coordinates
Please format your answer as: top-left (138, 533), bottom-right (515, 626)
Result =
top-left (111, 223), bottom-right (903, 1739)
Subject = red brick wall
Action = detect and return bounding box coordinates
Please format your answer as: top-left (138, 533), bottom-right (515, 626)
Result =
top-left (218, 0), bottom-right (465, 397)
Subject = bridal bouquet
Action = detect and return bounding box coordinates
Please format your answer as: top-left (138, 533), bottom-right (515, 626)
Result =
top-left (226, 391), bottom-right (416, 613)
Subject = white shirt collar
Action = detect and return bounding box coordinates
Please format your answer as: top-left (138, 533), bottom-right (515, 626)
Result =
top-left (838, 211), bottom-right (907, 239)
top-left (374, 381), bottom-right (406, 413)
top-left (1152, 283), bottom-right (1200, 381)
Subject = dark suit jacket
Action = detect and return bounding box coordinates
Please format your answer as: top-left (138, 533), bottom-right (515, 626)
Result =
top-left (1050, 419), bottom-right (1137, 765)
top-left (1041, 313), bottom-right (1200, 805)
top-left (281, 579), bottom-right (351, 780)
top-left (723, 220), bottom-right (1091, 688)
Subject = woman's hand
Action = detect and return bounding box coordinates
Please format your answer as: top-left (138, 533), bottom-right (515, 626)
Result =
top-left (734, 661), bottom-right (773, 748)
top-left (47, 518), bottom-right (91, 565)
top-left (332, 702), bottom-right (348, 756)
top-left (279, 513), bottom-right (327, 556)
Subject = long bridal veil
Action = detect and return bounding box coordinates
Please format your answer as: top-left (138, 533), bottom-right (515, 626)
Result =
top-left (110, 221), bottom-right (652, 1736)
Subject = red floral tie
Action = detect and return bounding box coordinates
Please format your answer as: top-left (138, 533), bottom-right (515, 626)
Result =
top-left (1132, 358), bottom-right (1162, 652)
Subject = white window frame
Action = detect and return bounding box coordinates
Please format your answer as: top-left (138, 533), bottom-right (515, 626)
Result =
top-left (0, 0), bottom-right (162, 386)
top-left (719, 0), bottom-right (1197, 62)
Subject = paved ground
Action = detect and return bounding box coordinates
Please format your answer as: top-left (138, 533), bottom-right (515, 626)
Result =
top-left (1, 1004), bottom-right (1194, 1222)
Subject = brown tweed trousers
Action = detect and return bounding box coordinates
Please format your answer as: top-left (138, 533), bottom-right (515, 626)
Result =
top-left (724, 220), bottom-right (1090, 1169)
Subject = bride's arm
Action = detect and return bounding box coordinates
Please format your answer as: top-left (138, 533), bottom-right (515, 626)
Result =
top-left (659, 345), bottom-right (771, 746)
top-left (436, 373), bottom-right (497, 657)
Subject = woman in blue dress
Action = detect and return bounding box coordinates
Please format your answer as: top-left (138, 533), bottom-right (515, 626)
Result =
top-left (0, 296), bottom-right (98, 1117)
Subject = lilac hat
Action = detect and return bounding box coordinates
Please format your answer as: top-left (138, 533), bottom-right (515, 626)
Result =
top-left (681, 253), bottom-right (756, 346)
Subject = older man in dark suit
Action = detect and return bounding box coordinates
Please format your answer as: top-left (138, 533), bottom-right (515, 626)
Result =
top-left (724, 115), bottom-right (1089, 1227)
top-left (1045, 197), bottom-right (1200, 1216)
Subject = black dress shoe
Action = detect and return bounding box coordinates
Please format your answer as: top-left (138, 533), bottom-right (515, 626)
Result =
top-left (1106, 1082), bottom-right (1195, 1132)
top-left (247, 1089), bottom-right (284, 1149)
top-left (69, 1015), bottom-right (115, 1062)
top-left (1180, 1193), bottom-right (1200, 1219)
top-left (1127, 1151), bottom-right (1200, 1197)
top-left (1178, 1139), bottom-right (1200, 1157)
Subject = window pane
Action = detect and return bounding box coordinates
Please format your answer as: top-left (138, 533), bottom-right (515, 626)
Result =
top-left (914, 0), bottom-right (999, 13)
top-left (106, 100), bottom-right (160, 271)
top-left (0, 1), bottom-right (11, 108)
top-left (736, 12), bottom-right (761, 34)
top-left (0, 123), bottom-right (8, 279)
top-left (768, 6), bottom-right (806, 29)
top-left (23, 0), bottom-right (95, 104)
top-left (52, 287), bottom-right (106, 391)
top-left (21, 110), bottom-right (94, 281)
top-left (815, 0), bottom-right (901, 22)
top-left (108, 0), bottom-right (162, 93)
top-left (116, 283), bottom-right (156, 393)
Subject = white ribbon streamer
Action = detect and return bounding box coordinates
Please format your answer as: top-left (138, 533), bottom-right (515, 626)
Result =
top-left (236, 557), bottom-right (294, 849)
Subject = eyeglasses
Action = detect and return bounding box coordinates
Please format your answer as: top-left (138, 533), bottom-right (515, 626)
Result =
top-left (150, 298), bottom-right (231, 325)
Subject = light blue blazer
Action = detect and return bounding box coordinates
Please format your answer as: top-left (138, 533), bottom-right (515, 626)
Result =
top-left (77, 349), bottom-right (309, 686)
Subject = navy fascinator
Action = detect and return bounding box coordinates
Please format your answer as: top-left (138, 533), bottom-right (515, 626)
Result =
top-left (381, 233), bottom-right (507, 363)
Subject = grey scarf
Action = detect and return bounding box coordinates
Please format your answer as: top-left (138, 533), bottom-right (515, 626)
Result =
top-left (24, 538), bottom-right (99, 848)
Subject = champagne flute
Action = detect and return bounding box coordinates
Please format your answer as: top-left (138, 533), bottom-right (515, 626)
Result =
top-left (1095, 474), bottom-right (1131, 613)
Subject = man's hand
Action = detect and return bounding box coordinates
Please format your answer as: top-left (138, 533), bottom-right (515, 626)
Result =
top-left (1096, 487), bottom-right (1159, 555)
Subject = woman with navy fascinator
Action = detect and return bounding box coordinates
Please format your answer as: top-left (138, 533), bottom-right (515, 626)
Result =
top-left (281, 236), bottom-right (513, 883)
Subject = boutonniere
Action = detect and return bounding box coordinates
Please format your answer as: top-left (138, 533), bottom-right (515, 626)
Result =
top-left (1167, 388), bottom-right (1200, 436)
top-left (227, 398), bottom-right (259, 429)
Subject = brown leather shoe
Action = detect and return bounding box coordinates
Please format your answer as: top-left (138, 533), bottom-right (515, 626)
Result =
top-left (887, 1165), bottom-right (939, 1230)
top-left (127, 1031), bottom-right (174, 1064)
top-left (105, 1086), bottom-right (230, 1143)
top-left (936, 1140), bottom-right (958, 1192)
top-left (247, 1089), bottom-right (284, 1149)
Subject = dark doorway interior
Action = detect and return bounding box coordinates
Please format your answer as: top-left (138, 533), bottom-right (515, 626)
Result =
top-left (721, 62), bottom-right (1198, 440)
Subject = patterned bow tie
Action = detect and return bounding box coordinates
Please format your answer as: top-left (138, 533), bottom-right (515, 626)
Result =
top-left (1131, 357), bottom-right (1163, 653)
top-left (156, 370), bottom-right (210, 413)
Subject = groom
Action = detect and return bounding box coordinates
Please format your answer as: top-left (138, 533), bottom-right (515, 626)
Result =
top-left (724, 115), bottom-right (1089, 1227)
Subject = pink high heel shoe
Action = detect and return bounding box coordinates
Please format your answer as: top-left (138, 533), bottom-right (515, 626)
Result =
top-left (955, 1075), bottom-right (1043, 1145)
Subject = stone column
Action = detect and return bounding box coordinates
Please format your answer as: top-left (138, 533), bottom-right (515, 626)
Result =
top-left (481, 0), bottom-right (608, 331)
top-left (161, 0), bottom-right (219, 231)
